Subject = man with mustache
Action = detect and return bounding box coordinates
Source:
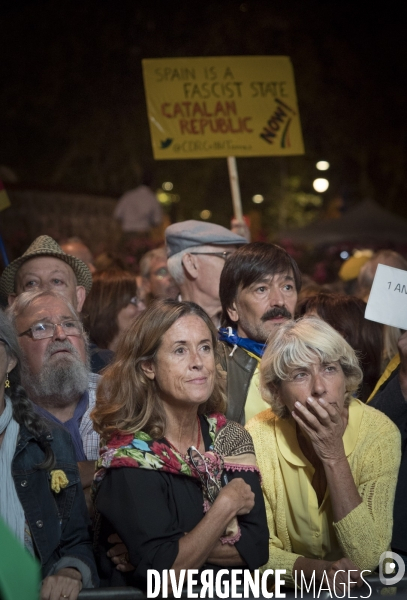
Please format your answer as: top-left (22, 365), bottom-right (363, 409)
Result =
top-left (8, 290), bottom-right (100, 504)
top-left (218, 242), bottom-right (301, 424)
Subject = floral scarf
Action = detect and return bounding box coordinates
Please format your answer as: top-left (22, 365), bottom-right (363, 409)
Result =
top-left (96, 413), bottom-right (221, 478)
top-left (95, 413), bottom-right (259, 544)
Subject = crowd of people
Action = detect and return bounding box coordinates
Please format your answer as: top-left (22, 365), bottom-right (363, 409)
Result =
top-left (0, 219), bottom-right (406, 599)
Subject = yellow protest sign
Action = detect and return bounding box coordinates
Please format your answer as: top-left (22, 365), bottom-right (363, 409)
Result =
top-left (142, 56), bottom-right (304, 160)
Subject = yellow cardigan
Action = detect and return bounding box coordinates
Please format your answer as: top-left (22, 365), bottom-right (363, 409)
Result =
top-left (246, 400), bottom-right (401, 586)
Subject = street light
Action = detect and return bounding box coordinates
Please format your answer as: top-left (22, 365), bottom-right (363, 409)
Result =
top-left (252, 194), bottom-right (264, 204)
top-left (313, 178), bottom-right (329, 193)
top-left (316, 161), bottom-right (330, 171)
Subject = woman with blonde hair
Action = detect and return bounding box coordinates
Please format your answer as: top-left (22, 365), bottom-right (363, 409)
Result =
top-left (246, 316), bottom-right (401, 594)
top-left (91, 299), bottom-right (268, 590)
top-left (296, 293), bottom-right (383, 402)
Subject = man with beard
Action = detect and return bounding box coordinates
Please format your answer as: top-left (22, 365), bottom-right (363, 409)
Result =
top-left (7, 290), bottom-right (100, 502)
top-left (0, 234), bottom-right (113, 373)
top-left (218, 242), bottom-right (301, 424)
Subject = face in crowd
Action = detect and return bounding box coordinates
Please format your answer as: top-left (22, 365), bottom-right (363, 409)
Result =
top-left (260, 316), bottom-right (361, 422)
top-left (183, 245), bottom-right (237, 305)
top-left (15, 294), bottom-right (88, 406)
top-left (60, 239), bottom-right (96, 274)
top-left (220, 243), bottom-right (301, 344)
top-left (12, 256), bottom-right (86, 311)
top-left (144, 254), bottom-right (179, 301)
top-left (228, 271), bottom-right (297, 343)
top-left (141, 313), bottom-right (216, 409)
top-left (278, 361), bottom-right (347, 417)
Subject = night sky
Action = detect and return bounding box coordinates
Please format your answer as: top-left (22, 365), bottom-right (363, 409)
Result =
top-left (1, 0), bottom-right (406, 227)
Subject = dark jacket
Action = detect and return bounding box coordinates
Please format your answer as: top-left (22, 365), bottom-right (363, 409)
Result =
top-left (218, 341), bottom-right (258, 425)
top-left (89, 342), bottom-right (114, 374)
top-left (370, 365), bottom-right (407, 554)
top-left (12, 421), bottom-right (98, 587)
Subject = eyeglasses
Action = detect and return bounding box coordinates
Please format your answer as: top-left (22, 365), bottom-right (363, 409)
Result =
top-left (189, 252), bottom-right (232, 261)
top-left (188, 445), bottom-right (222, 503)
top-left (152, 267), bottom-right (170, 279)
top-left (0, 338), bottom-right (9, 347)
top-left (18, 320), bottom-right (84, 340)
top-left (129, 297), bottom-right (145, 309)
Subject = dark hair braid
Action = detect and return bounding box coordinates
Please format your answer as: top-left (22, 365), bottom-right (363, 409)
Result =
top-left (1, 309), bottom-right (55, 470)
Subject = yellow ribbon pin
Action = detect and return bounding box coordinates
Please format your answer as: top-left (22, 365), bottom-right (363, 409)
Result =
top-left (50, 470), bottom-right (69, 493)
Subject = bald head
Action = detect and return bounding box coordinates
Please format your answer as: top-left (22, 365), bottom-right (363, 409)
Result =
top-left (60, 238), bottom-right (95, 274)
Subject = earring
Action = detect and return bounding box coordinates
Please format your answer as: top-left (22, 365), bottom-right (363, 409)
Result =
top-left (5, 374), bottom-right (10, 389)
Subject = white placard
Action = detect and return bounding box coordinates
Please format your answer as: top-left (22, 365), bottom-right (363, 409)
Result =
top-left (365, 263), bottom-right (407, 330)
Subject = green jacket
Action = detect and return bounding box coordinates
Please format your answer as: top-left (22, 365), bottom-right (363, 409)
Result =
top-left (0, 517), bottom-right (40, 600)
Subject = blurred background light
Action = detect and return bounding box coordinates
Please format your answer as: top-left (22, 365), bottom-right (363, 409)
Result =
top-left (200, 209), bottom-right (212, 220)
top-left (316, 161), bottom-right (330, 171)
top-left (313, 178), bottom-right (329, 193)
top-left (252, 194), bottom-right (264, 204)
top-left (162, 181), bottom-right (173, 191)
top-left (157, 192), bottom-right (170, 204)
top-left (340, 251), bottom-right (349, 259)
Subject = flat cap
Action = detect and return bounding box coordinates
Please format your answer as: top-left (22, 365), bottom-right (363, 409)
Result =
top-left (165, 220), bottom-right (247, 257)
top-left (0, 235), bottom-right (93, 301)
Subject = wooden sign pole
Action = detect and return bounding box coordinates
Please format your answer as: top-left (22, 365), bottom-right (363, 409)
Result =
top-left (227, 156), bottom-right (243, 222)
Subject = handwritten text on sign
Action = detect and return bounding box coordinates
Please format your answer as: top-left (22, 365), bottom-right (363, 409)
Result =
top-left (142, 56), bottom-right (304, 159)
top-left (365, 264), bottom-right (407, 330)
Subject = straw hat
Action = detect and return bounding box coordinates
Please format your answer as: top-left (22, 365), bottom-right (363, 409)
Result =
top-left (0, 235), bottom-right (93, 301)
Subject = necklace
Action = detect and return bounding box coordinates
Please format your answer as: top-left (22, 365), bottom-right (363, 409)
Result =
top-left (166, 415), bottom-right (202, 459)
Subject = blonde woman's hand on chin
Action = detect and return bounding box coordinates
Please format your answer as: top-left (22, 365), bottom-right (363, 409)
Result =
top-left (292, 396), bottom-right (348, 464)
top-left (292, 396), bottom-right (362, 523)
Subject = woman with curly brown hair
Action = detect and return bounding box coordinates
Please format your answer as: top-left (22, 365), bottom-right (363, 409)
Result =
top-left (91, 299), bottom-right (268, 590)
